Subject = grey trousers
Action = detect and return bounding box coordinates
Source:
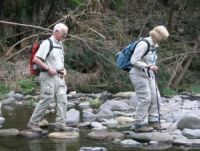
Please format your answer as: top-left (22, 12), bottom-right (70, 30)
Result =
top-left (29, 72), bottom-right (67, 125)
top-left (130, 69), bottom-right (161, 126)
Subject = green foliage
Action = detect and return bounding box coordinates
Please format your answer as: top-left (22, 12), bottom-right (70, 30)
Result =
top-left (0, 82), bottom-right (10, 98)
top-left (90, 98), bottom-right (101, 108)
top-left (157, 64), bottom-right (171, 95)
top-left (189, 56), bottom-right (200, 71)
top-left (162, 86), bottom-right (177, 97)
top-left (66, 0), bottom-right (83, 8)
top-left (18, 77), bottom-right (36, 94)
top-left (190, 85), bottom-right (200, 95)
top-left (109, 0), bottom-right (124, 11)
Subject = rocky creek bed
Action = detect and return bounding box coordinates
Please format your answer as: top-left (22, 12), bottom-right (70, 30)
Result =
top-left (0, 91), bottom-right (200, 151)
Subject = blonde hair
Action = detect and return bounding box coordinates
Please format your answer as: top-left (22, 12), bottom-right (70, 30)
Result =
top-left (149, 25), bottom-right (169, 42)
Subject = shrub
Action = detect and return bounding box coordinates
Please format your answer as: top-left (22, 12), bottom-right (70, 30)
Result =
top-left (18, 77), bottom-right (36, 94)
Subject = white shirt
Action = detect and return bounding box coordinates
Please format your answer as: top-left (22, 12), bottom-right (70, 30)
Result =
top-left (35, 36), bottom-right (65, 71)
top-left (130, 36), bottom-right (158, 69)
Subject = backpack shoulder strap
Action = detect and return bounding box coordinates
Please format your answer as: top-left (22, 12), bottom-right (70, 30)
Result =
top-left (46, 38), bottom-right (63, 57)
top-left (47, 39), bottom-right (53, 57)
top-left (140, 39), bottom-right (150, 58)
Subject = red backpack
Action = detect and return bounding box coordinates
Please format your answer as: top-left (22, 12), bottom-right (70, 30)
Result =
top-left (29, 39), bottom-right (56, 76)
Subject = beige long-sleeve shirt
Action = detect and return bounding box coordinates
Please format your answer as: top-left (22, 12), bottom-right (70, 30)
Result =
top-left (129, 37), bottom-right (159, 75)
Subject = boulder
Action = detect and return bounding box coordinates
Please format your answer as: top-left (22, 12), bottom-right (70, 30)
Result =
top-left (100, 100), bottom-right (132, 111)
top-left (0, 129), bottom-right (19, 137)
top-left (79, 122), bottom-right (91, 127)
top-left (68, 102), bottom-right (75, 108)
top-left (87, 131), bottom-right (124, 140)
top-left (170, 95), bottom-right (182, 102)
top-left (39, 119), bottom-right (49, 127)
top-left (11, 93), bottom-right (24, 101)
top-left (66, 109), bottom-right (80, 127)
top-left (96, 109), bottom-right (114, 119)
top-left (112, 92), bottom-right (136, 99)
top-left (48, 131), bottom-right (79, 139)
top-left (116, 117), bottom-right (134, 124)
top-left (19, 129), bottom-right (48, 139)
top-left (91, 122), bottom-right (107, 131)
top-left (0, 117), bottom-right (5, 125)
top-left (182, 129), bottom-right (200, 139)
top-left (1, 97), bottom-right (16, 105)
top-left (79, 102), bottom-right (90, 109)
top-left (123, 131), bottom-right (173, 142)
top-left (120, 139), bottom-right (141, 147)
top-left (82, 111), bottom-right (96, 122)
top-left (101, 119), bottom-right (118, 128)
top-left (173, 138), bottom-right (200, 147)
top-left (80, 147), bottom-right (107, 151)
top-left (177, 114), bottom-right (200, 130)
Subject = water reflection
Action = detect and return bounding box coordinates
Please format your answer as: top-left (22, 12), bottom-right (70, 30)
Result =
top-left (28, 138), bottom-right (79, 151)
top-left (28, 139), bottom-right (42, 151)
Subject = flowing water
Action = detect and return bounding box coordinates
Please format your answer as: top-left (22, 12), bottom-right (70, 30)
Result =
top-left (0, 105), bottom-right (193, 151)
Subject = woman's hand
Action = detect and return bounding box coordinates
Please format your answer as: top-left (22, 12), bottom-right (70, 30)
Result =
top-left (148, 65), bottom-right (159, 72)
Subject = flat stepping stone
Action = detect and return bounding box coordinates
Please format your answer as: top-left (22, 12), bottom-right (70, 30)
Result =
top-left (123, 131), bottom-right (173, 142)
top-left (0, 128), bottom-right (19, 137)
top-left (87, 131), bottom-right (124, 140)
top-left (19, 129), bottom-right (48, 139)
top-left (173, 138), bottom-right (200, 147)
top-left (48, 131), bottom-right (79, 139)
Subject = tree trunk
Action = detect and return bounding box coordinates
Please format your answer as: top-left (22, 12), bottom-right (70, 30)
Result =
top-left (171, 37), bottom-right (199, 87)
top-left (32, 0), bottom-right (37, 33)
top-left (0, 0), bottom-right (5, 37)
top-left (167, 0), bottom-right (175, 32)
top-left (42, 0), bottom-right (55, 27)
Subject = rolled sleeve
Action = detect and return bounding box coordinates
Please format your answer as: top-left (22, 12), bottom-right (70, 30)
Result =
top-left (35, 40), bottom-right (50, 60)
top-left (130, 41), bottom-right (149, 69)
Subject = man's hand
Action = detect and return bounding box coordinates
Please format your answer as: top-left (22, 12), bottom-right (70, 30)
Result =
top-left (60, 68), bottom-right (67, 78)
top-left (48, 68), bottom-right (57, 76)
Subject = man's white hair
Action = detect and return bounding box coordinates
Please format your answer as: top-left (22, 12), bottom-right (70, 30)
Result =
top-left (53, 23), bottom-right (68, 32)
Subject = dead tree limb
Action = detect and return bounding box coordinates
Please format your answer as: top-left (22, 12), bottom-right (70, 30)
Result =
top-left (0, 20), bottom-right (52, 32)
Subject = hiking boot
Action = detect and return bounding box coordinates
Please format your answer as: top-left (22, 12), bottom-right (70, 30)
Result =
top-left (27, 122), bottom-right (43, 133)
top-left (149, 122), bottom-right (166, 130)
top-left (54, 123), bottom-right (73, 132)
top-left (134, 124), bottom-right (154, 133)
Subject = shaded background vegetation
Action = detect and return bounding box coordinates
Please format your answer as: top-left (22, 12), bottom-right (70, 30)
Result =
top-left (0, 0), bottom-right (199, 96)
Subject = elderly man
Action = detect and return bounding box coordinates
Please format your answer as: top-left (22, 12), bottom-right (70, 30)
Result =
top-left (27, 23), bottom-right (71, 132)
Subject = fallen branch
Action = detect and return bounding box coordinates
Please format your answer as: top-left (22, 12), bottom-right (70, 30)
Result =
top-left (158, 51), bottom-right (200, 63)
top-left (6, 34), bottom-right (43, 56)
top-left (0, 20), bottom-right (52, 32)
top-left (6, 45), bottom-right (31, 61)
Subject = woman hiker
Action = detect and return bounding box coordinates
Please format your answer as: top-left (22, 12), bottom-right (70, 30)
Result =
top-left (130, 25), bottom-right (169, 133)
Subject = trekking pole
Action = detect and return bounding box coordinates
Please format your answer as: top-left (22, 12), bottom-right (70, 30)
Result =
top-left (155, 85), bottom-right (161, 128)
top-left (154, 73), bottom-right (161, 132)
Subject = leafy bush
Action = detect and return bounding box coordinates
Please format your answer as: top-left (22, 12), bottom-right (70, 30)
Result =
top-left (0, 82), bottom-right (10, 97)
top-left (191, 85), bottom-right (200, 95)
top-left (90, 98), bottom-right (101, 108)
top-left (162, 87), bottom-right (177, 97)
top-left (18, 77), bottom-right (36, 94)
